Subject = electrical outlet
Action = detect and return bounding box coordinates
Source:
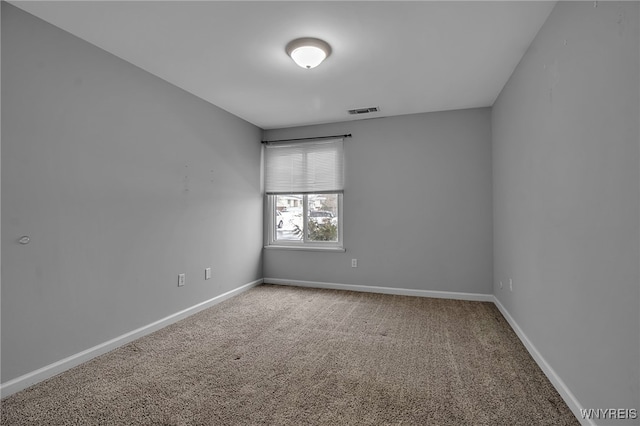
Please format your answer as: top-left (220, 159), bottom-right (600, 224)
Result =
top-left (499, 281), bottom-right (503, 289)
top-left (351, 259), bottom-right (358, 268)
top-left (205, 268), bottom-right (211, 280)
top-left (509, 279), bottom-right (513, 291)
top-left (178, 273), bottom-right (186, 287)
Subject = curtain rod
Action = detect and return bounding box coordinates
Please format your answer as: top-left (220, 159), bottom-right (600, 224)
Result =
top-left (261, 134), bottom-right (352, 144)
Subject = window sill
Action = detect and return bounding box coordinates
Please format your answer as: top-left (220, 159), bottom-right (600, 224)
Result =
top-left (263, 245), bottom-right (346, 253)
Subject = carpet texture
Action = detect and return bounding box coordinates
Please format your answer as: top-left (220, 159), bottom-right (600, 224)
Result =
top-left (2, 284), bottom-right (579, 425)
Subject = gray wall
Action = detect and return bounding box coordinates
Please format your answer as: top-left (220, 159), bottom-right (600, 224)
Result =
top-left (1, 4), bottom-right (263, 382)
top-left (492, 1), bottom-right (639, 418)
top-left (263, 108), bottom-right (493, 295)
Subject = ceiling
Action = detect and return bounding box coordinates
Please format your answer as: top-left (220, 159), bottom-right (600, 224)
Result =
top-left (10, 1), bottom-right (556, 130)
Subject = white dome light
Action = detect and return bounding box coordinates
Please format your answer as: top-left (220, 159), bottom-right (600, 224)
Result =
top-left (286, 38), bottom-right (331, 69)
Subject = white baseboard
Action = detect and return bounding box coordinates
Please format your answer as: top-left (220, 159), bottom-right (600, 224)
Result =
top-left (263, 278), bottom-right (494, 302)
top-left (0, 279), bottom-right (263, 398)
top-left (492, 296), bottom-right (592, 426)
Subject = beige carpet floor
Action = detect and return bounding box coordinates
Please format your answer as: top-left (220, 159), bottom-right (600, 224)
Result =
top-left (2, 284), bottom-right (579, 425)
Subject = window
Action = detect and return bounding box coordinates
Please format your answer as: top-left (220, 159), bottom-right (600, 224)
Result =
top-left (265, 138), bottom-right (344, 249)
top-left (269, 193), bottom-right (341, 244)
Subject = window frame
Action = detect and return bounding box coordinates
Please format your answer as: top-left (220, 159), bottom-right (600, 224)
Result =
top-left (265, 192), bottom-right (344, 251)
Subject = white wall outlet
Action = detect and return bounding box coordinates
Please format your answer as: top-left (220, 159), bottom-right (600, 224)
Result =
top-left (509, 278), bottom-right (513, 291)
top-left (499, 281), bottom-right (503, 289)
top-left (205, 268), bottom-right (211, 280)
top-left (351, 259), bottom-right (358, 268)
top-left (178, 273), bottom-right (186, 287)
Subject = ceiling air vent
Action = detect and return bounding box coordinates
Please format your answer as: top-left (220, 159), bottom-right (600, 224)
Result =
top-left (347, 106), bottom-right (379, 115)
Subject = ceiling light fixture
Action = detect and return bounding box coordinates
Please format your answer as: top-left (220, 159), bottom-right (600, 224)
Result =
top-left (286, 37), bottom-right (331, 69)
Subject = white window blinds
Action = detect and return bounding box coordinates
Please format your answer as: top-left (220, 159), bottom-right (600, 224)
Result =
top-left (264, 138), bottom-right (344, 194)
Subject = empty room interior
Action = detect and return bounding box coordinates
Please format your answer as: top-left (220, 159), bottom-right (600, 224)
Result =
top-left (1, 1), bottom-right (639, 425)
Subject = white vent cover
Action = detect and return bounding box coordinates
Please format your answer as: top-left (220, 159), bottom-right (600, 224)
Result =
top-left (347, 106), bottom-right (379, 115)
